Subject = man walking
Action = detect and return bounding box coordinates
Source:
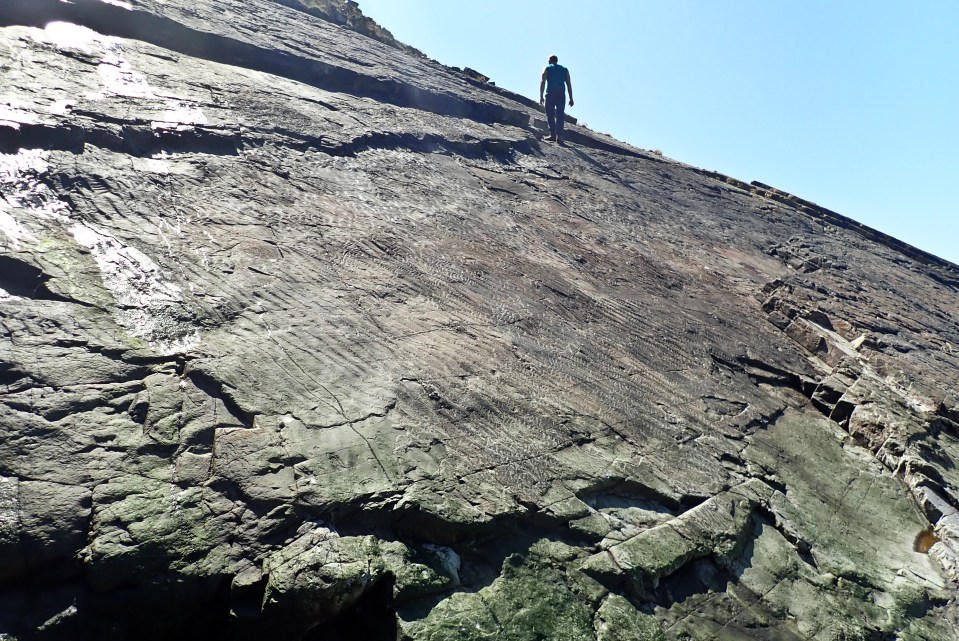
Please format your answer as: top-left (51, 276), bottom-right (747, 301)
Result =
top-left (539, 54), bottom-right (574, 143)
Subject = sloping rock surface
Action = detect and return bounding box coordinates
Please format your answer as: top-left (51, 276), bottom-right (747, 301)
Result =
top-left (2, 1), bottom-right (959, 639)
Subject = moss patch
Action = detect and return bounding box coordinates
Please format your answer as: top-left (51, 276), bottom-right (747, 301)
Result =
top-left (403, 539), bottom-right (655, 641)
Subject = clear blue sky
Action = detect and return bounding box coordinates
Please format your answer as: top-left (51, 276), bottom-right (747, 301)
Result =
top-left (358, 1), bottom-right (959, 266)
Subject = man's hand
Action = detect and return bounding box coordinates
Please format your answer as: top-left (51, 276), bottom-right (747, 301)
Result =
top-left (539, 96), bottom-right (545, 106)
top-left (568, 98), bottom-right (574, 107)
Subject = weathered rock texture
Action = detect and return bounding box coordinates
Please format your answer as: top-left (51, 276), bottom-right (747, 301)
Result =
top-left (2, 1), bottom-right (959, 639)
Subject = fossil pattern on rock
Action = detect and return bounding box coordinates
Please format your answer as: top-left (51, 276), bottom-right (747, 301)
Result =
top-left (2, 1), bottom-right (959, 639)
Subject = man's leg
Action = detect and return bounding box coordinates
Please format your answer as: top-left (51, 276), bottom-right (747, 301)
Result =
top-left (545, 93), bottom-right (558, 139)
top-left (554, 95), bottom-right (566, 142)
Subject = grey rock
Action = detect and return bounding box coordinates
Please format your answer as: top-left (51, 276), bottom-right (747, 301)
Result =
top-left (1, 0), bottom-right (959, 639)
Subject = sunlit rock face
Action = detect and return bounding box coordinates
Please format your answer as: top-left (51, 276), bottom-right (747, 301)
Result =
top-left (2, 1), bottom-right (959, 639)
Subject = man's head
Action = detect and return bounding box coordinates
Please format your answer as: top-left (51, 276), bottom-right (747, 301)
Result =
top-left (548, 55), bottom-right (558, 64)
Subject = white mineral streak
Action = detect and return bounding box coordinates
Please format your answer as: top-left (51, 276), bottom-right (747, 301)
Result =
top-left (423, 544), bottom-right (461, 581)
top-left (31, 22), bottom-right (100, 53)
top-left (150, 331), bottom-right (200, 355)
top-left (0, 150), bottom-right (195, 352)
top-left (0, 104), bottom-right (38, 130)
top-left (0, 477), bottom-right (19, 532)
top-left (48, 100), bottom-right (75, 115)
top-left (0, 210), bottom-right (29, 250)
top-left (131, 156), bottom-right (172, 174)
top-left (0, 149), bottom-right (51, 179)
top-left (31, 23), bottom-right (207, 127)
top-left (98, 42), bottom-right (156, 99)
top-left (0, 29), bottom-right (205, 352)
top-left (152, 101), bottom-right (208, 131)
top-left (98, 0), bottom-right (134, 9)
top-left (69, 223), bottom-right (198, 354)
top-left (0, 151), bottom-right (57, 249)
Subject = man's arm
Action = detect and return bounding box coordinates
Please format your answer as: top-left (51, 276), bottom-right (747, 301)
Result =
top-left (566, 70), bottom-right (574, 107)
top-left (539, 68), bottom-right (547, 105)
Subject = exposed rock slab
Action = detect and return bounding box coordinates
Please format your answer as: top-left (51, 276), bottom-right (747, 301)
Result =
top-left (2, 1), bottom-right (959, 639)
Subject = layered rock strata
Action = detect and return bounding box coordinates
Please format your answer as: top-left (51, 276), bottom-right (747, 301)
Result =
top-left (2, 1), bottom-right (959, 639)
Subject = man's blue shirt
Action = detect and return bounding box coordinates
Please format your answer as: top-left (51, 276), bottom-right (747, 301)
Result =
top-left (545, 64), bottom-right (567, 95)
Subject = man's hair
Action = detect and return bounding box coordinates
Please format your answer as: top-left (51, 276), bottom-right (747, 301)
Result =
top-left (549, 55), bottom-right (558, 64)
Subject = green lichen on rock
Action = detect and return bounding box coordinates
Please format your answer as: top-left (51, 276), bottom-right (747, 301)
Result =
top-left (582, 479), bottom-right (773, 598)
top-left (620, 524), bottom-right (697, 585)
top-left (402, 540), bottom-right (642, 641)
top-left (262, 530), bottom-right (387, 635)
top-left (895, 610), bottom-right (959, 641)
top-left (734, 410), bottom-right (950, 639)
top-left (85, 477), bottom-right (233, 590)
top-left (594, 594), bottom-right (664, 641)
top-left (3, 0), bottom-right (959, 635)
top-left (135, 373), bottom-right (185, 445)
top-left (380, 540), bottom-right (460, 602)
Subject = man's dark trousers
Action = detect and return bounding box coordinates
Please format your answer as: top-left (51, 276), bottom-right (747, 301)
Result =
top-left (545, 91), bottom-right (566, 139)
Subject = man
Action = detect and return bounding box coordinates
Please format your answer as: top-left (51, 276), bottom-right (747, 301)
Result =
top-left (539, 54), bottom-right (574, 143)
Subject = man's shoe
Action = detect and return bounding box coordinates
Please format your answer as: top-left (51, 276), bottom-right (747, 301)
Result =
top-left (548, 134), bottom-right (557, 141)
top-left (557, 136), bottom-right (564, 146)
